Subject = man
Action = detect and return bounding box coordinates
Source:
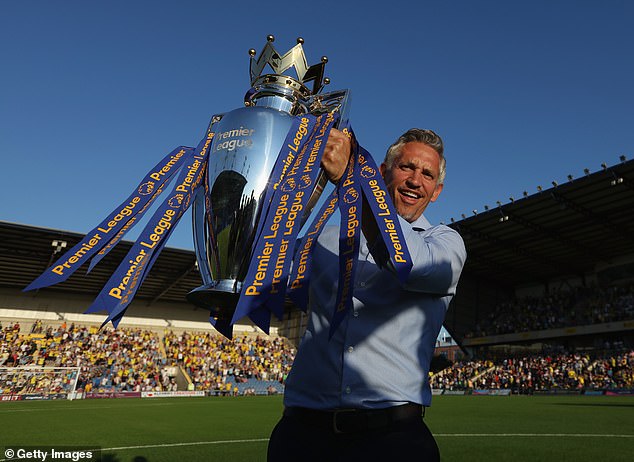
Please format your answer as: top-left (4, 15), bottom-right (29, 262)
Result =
top-left (267, 128), bottom-right (466, 461)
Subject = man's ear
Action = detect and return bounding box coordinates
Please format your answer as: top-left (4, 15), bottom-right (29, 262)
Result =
top-left (379, 162), bottom-right (387, 178)
top-left (430, 183), bottom-right (444, 202)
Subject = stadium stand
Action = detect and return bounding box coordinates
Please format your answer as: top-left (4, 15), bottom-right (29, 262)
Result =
top-left (0, 320), bottom-right (294, 397)
top-left (464, 284), bottom-right (634, 337)
top-left (430, 350), bottom-right (634, 393)
top-left (163, 330), bottom-right (294, 394)
top-left (3, 318), bottom-right (631, 397)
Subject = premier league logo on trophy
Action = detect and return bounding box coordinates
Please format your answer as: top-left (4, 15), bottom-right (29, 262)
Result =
top-left (25, 35), bottom-right (414, 338)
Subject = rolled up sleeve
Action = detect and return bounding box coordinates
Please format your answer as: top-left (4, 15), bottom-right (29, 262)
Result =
top-left (399, 216), bottom-right (467, 296)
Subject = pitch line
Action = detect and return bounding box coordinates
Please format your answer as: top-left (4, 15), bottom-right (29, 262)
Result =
top-left (103, 438), bottom-right (269, 451)
top-left (93, 434), bottom-right (634, 452)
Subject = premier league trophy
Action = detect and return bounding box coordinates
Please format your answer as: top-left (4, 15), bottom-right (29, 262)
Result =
top-left (25, 35), bottom-right (412, 339)
top-left (186, 35), bottom-right (350, 333)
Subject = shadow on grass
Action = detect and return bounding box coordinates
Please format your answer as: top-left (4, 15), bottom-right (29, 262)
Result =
top-left (101, 454), bottom-right (149, 462)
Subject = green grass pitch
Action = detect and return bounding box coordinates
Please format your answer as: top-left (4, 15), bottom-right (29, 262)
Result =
top-left (1, 395), bottom-right (633, 461)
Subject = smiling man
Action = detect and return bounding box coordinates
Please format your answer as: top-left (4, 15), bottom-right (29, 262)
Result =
top-left (267, 128), bottom-right (466, 462)
top-left (380, 130), bottom-right (445, 222)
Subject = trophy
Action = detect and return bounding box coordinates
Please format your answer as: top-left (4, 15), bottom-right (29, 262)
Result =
top-left (186, 35), bottom-right (350, 327)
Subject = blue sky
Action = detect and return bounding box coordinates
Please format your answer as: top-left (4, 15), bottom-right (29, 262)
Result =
top-left (1, 1), bottom-right (633, 252)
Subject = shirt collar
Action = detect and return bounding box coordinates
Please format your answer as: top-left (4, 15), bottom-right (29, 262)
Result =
top-left (409, 213), bottom-right (432, 232)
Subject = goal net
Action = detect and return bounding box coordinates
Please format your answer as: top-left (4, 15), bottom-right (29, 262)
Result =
top-left (0, 366), bottom-right (81, 400)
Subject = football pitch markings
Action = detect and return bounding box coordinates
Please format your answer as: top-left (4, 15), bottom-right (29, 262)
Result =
top-left (98, 433), bottom-right (634, 451)
top-left (94, 433), bottom-right (632, 454)
top-left (0, 402), bottom-right (178, 413)
top-left (98, 432), bottom-right (633, 453)
top-left (103, 438), bottom-right (270, 451)
top-left (68, 433), bottom-right (634, 453)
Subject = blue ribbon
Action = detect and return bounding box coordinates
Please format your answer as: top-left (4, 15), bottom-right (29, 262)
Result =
top-left (86, 131), bottom-right (214, 326)
top-left (24, 146), bottom-right (193, 292)
top-left (86, 180), bottom-right (169, 273)
top-left (357, 145), bottom-right (413, 282)
top-left (233, 112), bottom-right (338, 329)
top-left (329, 138), bottom-right (362, 337)
top-left (287, 188), bottom-right (339, 310)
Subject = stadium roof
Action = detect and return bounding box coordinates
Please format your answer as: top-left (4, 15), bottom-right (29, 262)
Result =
top-left (1, 157), bottom-right (633, 318)
top-left (0, 221), bottom-right (200, 305)
top-left (447, 157), bottom-right (634, 289)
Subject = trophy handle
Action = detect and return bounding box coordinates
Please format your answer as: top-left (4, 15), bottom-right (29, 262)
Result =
top-left (192, 187), bottom-right (213, 285)
top-left (299, 89), bottom-right (352, 225)
top-left (311, 88), bottom-right (352, 129)
top-left (191, 114), bottom-right (224, 288)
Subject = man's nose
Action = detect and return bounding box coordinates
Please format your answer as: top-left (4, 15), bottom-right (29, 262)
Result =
top-left (405, 172), bottom-right (422, 187)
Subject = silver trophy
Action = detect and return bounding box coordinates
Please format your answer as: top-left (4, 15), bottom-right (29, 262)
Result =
top-left (187, 36), bottom-right (350, 323)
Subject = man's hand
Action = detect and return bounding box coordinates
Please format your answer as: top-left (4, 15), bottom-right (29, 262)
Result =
top-left (321, 128), bottom-right (352, 184)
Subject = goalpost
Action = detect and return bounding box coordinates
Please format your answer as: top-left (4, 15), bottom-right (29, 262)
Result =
top-left (0, 366), bottom-right (82, 400)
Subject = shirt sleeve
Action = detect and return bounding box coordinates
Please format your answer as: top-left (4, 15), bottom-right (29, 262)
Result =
top-left (398, 216), bottom-right (467, 296)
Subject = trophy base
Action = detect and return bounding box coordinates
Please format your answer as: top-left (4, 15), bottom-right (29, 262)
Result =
top-left (186, 281), bottom-right (241, 321)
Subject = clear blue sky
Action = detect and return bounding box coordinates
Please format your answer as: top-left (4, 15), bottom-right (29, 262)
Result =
top-left (2, 1), bottom-right (633, 251)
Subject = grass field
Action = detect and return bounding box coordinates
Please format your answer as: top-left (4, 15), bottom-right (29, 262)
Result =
top-left (1, 395), bottom-right (633, 461)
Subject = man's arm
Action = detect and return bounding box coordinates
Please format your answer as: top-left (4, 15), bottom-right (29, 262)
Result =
top-left (400, 223), bottom-right (467, 296)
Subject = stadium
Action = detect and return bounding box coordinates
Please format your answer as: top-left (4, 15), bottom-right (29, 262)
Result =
top-left (1, 155), bottom-right (633, 462)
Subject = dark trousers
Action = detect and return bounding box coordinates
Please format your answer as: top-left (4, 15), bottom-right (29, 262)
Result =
top-left (267, 410), bottom-right (440, 462)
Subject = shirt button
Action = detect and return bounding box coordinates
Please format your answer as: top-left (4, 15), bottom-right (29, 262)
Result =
top-left (353, 311), bottom-right (359, 318)
top-left (345, 386), bottom-right (351, 394)
top-left (347, 346), bottom-right (354, 353)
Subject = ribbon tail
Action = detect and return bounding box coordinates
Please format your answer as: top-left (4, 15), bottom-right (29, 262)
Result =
top-left (248, 306), bottom-right (271, 335)
top-left (99, 305), bottom-right (128, 330)
top-left (86, 172), bottom-right (177, 273)
top-left (209, 316), bottom-right (234, 339)
top-left (231, 296), bottom-right (261, 326)
top-left (23, 146), bottom-right (193, 292)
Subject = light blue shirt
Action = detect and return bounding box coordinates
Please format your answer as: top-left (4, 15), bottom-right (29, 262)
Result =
top-left (284, 213), bottom-right (466, 409)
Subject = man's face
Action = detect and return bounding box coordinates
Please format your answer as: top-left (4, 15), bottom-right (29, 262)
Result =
top-left (380, 141), bottom-right (444, 223)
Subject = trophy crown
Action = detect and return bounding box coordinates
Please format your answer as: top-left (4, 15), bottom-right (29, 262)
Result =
top-left (249, 35), bottom-right (327, 95)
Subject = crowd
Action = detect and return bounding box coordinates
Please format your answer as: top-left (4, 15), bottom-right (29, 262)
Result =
top-left (0, 368), bottom-right (77, 396)
top-left (163, 330), bottom-right (295, 392)
top-left (1, 320), bottom-right (167, 394)
top-left (2, 319), bottom-right (633, 396)
top-left (430, 350), bottom-right (634, 393)
top-left (465, 285), bottom-right (634, 338)
top-left (0, 320), bottom-right (295, 396)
